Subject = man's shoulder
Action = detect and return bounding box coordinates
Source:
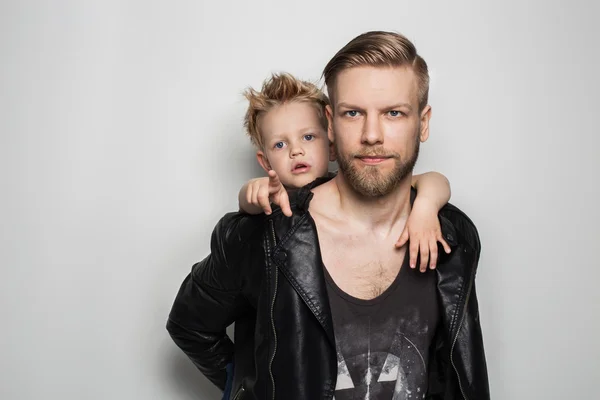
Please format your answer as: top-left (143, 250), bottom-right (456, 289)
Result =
top-left (214, 211), bottom-right (268, 247)
top-left (269, 175), bottom-right (333, 219)
top-left (216, 182), bottom-right (318, 246)
top-left (439, 202), bottom-right (481, 255)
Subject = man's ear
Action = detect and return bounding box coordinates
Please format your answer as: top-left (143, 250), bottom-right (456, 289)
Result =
top-left (256, 151), bottom-right (271, 173)
top-left (325, 105), bottom-right (334, 143)
top-left (419, 105), bottom-right (432, 143)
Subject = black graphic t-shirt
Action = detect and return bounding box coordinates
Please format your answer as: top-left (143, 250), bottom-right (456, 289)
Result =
top-left (324, 253), bottom-right (439, 400)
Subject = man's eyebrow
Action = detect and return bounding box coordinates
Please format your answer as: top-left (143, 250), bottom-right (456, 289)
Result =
top-left (336, 102), bottom-right (361, 109)
top-left (336, 102), bottom-right (413, 111)
top-left (387, 103), bottom-right (413, 111)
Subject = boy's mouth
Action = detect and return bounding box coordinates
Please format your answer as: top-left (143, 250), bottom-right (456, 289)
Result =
top-left (292, 162), bottom-right (311, 174)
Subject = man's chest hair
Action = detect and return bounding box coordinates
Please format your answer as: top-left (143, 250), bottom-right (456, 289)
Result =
top-left (320, 233), bottom-right (406, 300)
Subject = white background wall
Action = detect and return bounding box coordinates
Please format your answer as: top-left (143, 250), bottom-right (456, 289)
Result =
top-left (1, 0), bottom-right (599, 399)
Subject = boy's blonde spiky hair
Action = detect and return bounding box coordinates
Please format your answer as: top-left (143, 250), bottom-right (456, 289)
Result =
top-left (243, 72), bottom-right (330, 149)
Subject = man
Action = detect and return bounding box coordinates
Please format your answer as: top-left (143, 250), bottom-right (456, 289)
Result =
top-left (167, 31), bottom-right (489, 400)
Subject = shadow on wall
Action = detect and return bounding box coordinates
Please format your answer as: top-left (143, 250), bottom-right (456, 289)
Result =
top-left (161, 118), bottom-right (254, 399)
top-left (158, 212), bottom-right (237, 400)
top-left (157, 228), bottom-right (227, 400)
top-left (164, 344), bottom-right (223, 400)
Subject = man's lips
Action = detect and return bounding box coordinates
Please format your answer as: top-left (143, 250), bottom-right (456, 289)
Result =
top-left (357, 156), bottom-right (391, 165)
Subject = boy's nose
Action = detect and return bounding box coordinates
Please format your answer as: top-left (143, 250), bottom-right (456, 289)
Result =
top-left (290, 146), bottom-right (305, 157)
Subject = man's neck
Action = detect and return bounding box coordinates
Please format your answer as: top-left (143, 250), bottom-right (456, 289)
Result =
top-left (312, 171), bottom-right (413, 235)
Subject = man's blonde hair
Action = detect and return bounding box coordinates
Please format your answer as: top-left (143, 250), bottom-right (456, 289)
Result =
top-left (323, 31), bottom-right (430, 112)
top-left (243, 73), bottom-right (330, 149)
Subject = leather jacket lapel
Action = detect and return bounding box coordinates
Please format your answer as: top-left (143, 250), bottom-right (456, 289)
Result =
top-left (270, 213), bottom-right (336, 347)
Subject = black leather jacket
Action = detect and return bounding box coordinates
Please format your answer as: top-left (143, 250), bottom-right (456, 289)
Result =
top-left (167, 179), bottom-right (490, 400)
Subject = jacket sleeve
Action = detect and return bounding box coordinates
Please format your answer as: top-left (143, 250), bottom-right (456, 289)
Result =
top-left (447, 204), bottom-right (490, 400)
top-left (166, 212), bottom-right (254, 390)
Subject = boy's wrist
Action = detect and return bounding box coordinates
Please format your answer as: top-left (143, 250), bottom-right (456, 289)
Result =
top-left (412, 196), bottom-right (443, 213)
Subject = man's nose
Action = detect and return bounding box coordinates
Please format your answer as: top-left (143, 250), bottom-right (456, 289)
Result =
top-left (361, 114), bottom-right (383, 145)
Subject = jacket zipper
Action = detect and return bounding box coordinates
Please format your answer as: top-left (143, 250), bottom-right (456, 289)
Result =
top-left (449, 250), bottom-right (476, 400)
top-left (268, 220), bottom-right (278, 400)
top-left (233, 385), bottom-right (245, 400)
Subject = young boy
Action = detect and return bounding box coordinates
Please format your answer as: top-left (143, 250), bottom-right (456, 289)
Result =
top-left (238, 72), bottom-right (452, 272)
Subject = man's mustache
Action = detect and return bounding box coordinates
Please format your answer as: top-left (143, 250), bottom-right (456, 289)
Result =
top-left (350, 147), bottom-right (400, 158)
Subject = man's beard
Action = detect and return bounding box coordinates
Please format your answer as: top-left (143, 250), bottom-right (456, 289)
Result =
top-left (334, 133), bottom-right (420, 198)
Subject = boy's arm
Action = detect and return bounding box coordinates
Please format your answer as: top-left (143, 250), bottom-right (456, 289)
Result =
top-left (396, 172), bottom-right (452, 271)
top-left (166, 213), bottom-right (252, 390)
top-left (411, 171), bottom-right (451, 211)
top-left (238, 170), bottom-right (292, 216)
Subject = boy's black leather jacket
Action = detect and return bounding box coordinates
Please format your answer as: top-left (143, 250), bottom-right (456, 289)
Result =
top-left (167, 179), bottom-right (490, 400)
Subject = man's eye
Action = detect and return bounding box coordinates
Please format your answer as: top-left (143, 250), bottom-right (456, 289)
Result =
top-left (388, 110), bottom-right (403, 117)
top-left (304, 134), bottom-right (314, 141)
top-left (274, 142), bottom-right (286, 149)
top-left (345, 110), bottom-right (360, 117)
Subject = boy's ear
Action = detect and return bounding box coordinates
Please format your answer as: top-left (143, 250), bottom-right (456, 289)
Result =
top-left (256, 151), bottom-right (271, 173)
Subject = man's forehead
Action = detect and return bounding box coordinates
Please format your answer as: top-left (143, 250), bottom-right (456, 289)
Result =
top-left (332, 65), bottom-right (419, 105)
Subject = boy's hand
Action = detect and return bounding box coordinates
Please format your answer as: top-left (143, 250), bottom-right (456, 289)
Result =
top-left (395, 200), bottom-right (451, 272)
top-left (245, 170), bottom-right (292, 217)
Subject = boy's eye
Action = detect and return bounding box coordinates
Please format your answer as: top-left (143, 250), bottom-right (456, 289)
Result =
top-left (344, 110), bottom-right (360, 117)
top-left (274, 141), bottom-right (286, 149)
top-left (303, 134), bottom-right (315, 141)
